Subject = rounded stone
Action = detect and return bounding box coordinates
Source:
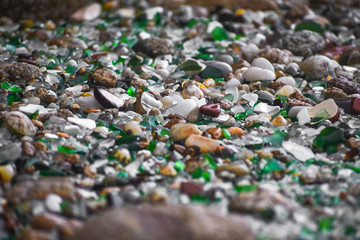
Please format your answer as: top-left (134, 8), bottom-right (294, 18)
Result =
top-left (5, 62), bottom-right (41, 81)
top-left (283, 30), bottom-right (325, 56)
top-left (91, 68), bottom-right (118, 88)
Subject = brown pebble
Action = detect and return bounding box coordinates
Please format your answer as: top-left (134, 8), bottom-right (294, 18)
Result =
top-left (56, 132), bottom-right (70, 138)
top-left (22, 141), bottom-right (35, 156)
top-left (84, 165), bottom-right (97, 178)
top-left (67, 154), bottom-right (81, 163)
top-left (83, 108), bottom-right (101, 114)
top-left (206, 128), bottom-right (223, 139)
top-left (228, 127), bottom-right (245, 137)
top-left (34, 142), bottom-right (47, 152)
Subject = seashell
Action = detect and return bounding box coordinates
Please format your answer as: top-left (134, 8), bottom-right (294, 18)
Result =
top-left (5, 111), bottom-right (37, 136)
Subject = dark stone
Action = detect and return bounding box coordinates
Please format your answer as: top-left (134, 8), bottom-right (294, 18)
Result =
top-left (0, 0), bottom-right (95, 21)
top-left (132, 37), bottom-right (174, 58)
top-left (5, 62), bottom-right (41, 82)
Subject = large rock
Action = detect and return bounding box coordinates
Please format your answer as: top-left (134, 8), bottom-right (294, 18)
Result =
top-left (0, 0), bottom-right (96, 21)
top-left (283, 30), bottom-right (325, 56)
top-left (71, 205), bottom-right (256, 240)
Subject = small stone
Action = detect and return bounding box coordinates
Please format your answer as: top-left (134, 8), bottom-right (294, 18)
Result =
top-left (159, 164), bottom-right (177, 176)
top-left (258, 48), bottom-right (291, 64)
top-left (70, 3), bottom-right (101, 21)
top-left (243, 67), bottom-right (276, 81)
top-left (299, 55), bottom-right (334, 79)
top-left (251, 57), bottom-right (274, 72)
top-left (67, 117), bottom-right (96, 130)
top-left (181, 85), bottom-right (204, 99)
top-left (124, 121), bottom-right (143, 136)
top-left (276, 85), bottom-right (294, 97)
top-left (94, 87), bottom-right (124, 109)
top-left (180, 182), bottom-right (204, 196)
top-left (173, 99), bottom-right (198, 119)
top-left (199, 103), bottom-right (221, 117)
top-left (169, 123), bottom-right (201, 142)
top-left (5, 62), bottom-right (41, 81)
top-left (206, 127), bottom-right (223, 139)
top-left (282, 141), bottom-right (314, 162)
top-left (327, 76), bottom-right (360, 95)
top-left (0, 164), bottom-right (15, 183)
top-left (45, 193), bottom-right (63, 213)
top-left (132, 37), bottom-right (174, 57)
top-left (283, 30), bottom-right (325, 56)
top-left (114, 148), bottom-right (131, 164)
top-left (271, 115), bottom-right (287, 126)
top-left (5, 111), bottom-right (37, 136)
top-left (64, 125), bottom-right (80, 137)
top-left (228, 127), bottom-right (245, 137)
top-left (185, 134), bottom-right (220, 154)
top-left (22, 141), bottom-right (35, 156)
top-left (91, 68), bottom-right (118, 88)
top-left (203, 61), bottom-right (233, 76)
top-left (215, 164), bottom-right (249, 177)
top-left (34, 141), bottom-right (47, 152)
top-left (276, 76), bottom-right (297, 87)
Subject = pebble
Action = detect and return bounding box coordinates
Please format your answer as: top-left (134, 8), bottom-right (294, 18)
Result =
top-left (124, 121), bottom-right (143, 136)
top-left (70, 205), bottom-right (255, 240)
top-left (94, 87), bottom-right (124, 109)
top-left (228, 127), bottom-right (245, 137)
top-left (173, 99), bottom-right (198, 119)
top-left (45, 194), bottom-right (63, 213)
top-left (70, 3), bottom-right (101, 21)
top-left (203, 61), bottom-right (233, 76)
top-left (282, 141), bottom-right (314, 161)
top-left (199, 103), bottom-right (221, 117)
top-left (283, 30), bottom-right (325, 56)
top-left (0, 164), bottom-right (15, 183)
top-left (169, 123), bottom-right (201, 141)
top-left (271, 115), bottom-right (287, 126)
top-left (299, 55), bottom-right (335, 79)
top-left (243, 67), bottom-right (276, 81)
top-left (132, 37), bottom-right (174, 57)
top-left (185, 134), bottom-right (220, 153)
top-left (251, 57), bottom-right (275, 72)
top-left (258, 48), bottom-right (291, 64)
top-left (22, 141), bottom-right (35, 156)
top-left (5, 111), bottom-right (37, 136)
top-left (91, 68), bottom-right (118, 88)
top-left (5, 62), bottom-right (41, 81)
top-left (276, 85), bottom-right (294, 97)
top-left (275, 76), bottom-right (297, 87)
top-left (64, 125), bottom-right (80, 136)
top-left (67, 117), bottom-right (96, 130)
top-left (181, 85), bottom-right (204, 99)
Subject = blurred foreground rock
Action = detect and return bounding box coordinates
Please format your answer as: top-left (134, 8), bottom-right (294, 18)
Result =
top-left (71, 205), bottom-right (256, 240)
